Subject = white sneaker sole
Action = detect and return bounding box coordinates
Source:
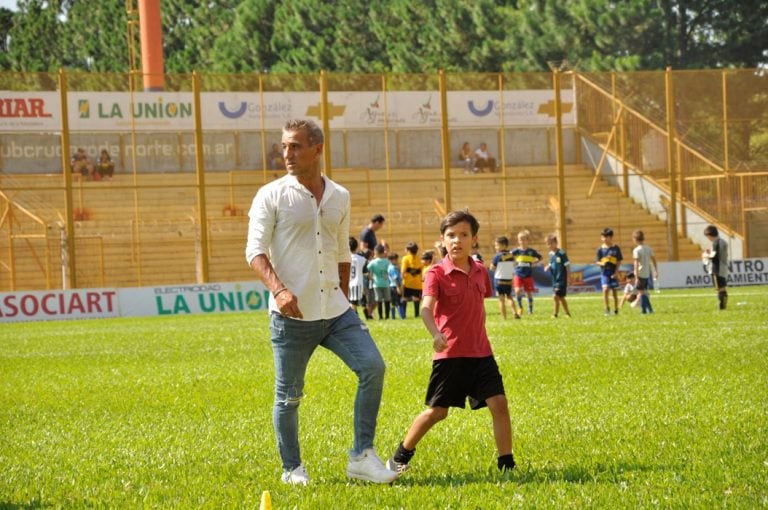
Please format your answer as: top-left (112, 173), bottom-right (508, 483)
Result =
top-left (346, 470), bottom-right (398, 484)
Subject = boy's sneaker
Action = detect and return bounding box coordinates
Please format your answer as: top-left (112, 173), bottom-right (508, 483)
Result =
top-left (347, 449), bottom-right (398, 483)
top-left (386, 457), bottom-right (411, 475)
top-left (281, 464), bottom-right (309, 485)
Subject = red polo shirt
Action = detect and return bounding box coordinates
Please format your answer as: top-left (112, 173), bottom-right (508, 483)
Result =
top-left (423, 256), bottom-right (493, 360)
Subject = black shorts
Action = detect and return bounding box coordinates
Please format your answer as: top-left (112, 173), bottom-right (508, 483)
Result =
top-left (553, 285), bottom-right (567, 298)
top-left (403, 287), bottom-right (422, 300)
top-left (425, 356), bottom-right (506, 410)
top-left (495, 283), bottom-right (512, 296)
top-left (713, 274), bottom-right (727, 290)
top-left (636, 277), bottom-right (650, 291)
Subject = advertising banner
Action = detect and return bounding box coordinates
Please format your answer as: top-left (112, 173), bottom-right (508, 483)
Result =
top-left (0, 91), bottom-right (60, 131)
top-left (2, 89), bottom-right (575, 133)
top-left (0, 288), bottom-right (119, 322)
top-left (0, 281), bottom-right (269, 323)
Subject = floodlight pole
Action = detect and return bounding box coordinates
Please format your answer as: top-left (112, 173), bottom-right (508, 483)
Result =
top-left (552, 69), bottom-right (568, 250)
top-left (438, 70), bottom-right (452, 213)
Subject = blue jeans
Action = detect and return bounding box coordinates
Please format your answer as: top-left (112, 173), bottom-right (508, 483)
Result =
top-left (269, 308), bottom-right (386, 471)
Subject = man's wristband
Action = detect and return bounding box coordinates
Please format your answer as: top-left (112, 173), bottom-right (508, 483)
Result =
top-left (273, 287), bottom-right (288, 298)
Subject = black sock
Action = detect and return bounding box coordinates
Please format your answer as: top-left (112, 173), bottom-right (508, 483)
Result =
top-left (393, 442), bottom-right (416, 464)
top-left (497, 453), bottom-right (516, 471)
top-left (414, 302), bottom-right (420, 318)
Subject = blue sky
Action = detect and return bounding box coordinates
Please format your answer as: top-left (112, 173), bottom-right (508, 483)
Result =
top-left (0, 0), bottom-right (17, 10)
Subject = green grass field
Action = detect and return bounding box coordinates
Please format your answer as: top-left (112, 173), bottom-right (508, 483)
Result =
top-left (1, 287), bottom-right (767, 509)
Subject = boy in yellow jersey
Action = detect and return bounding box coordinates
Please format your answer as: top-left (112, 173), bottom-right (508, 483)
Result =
top-left (401, 242), bottom-right (424, 318)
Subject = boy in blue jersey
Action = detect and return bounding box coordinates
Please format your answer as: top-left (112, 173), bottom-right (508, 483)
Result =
top-left (387, 252), bottom-right (404, 319)
top-left (544, 234), bottom-right (571, 318)
top-left (596, 228), bottom-right (623, 316)
top-left (512, 230), bottom-right (542, 315)
top-left (490, 236), bottom-right (520, 320)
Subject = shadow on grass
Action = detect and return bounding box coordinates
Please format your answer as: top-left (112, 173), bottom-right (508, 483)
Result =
top-left (385, 461), bottom-right (660, 487)
top-left (0, 501), bottom-right (44, 510)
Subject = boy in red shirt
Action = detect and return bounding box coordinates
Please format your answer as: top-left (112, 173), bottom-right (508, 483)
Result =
top-left (387, 210), bottom-right (516, 475)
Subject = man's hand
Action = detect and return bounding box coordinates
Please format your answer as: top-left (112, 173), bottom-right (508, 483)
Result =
top-left (276, 289), bottom-right (303, 319)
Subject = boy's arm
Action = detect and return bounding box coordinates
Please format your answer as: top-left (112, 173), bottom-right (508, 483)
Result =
top-left (421, 295), bottom-right (447, 352)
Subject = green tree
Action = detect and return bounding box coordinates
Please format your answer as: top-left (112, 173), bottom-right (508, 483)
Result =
top-left (209, 0), bottom-right (277, 73)
top-left (6, 0), bottom-right (65, 72)
top-left (269, 0), bottom-right (337, 73)
top-left (162, 0), bottom-right (240, 73)
top-left (0, 8), bottom-right (14, 70)
top-left (62, 0), bottom-right (129, 72)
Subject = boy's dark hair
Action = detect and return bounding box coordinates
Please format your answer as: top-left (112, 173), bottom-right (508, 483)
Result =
top-left (633, 229), bottom-right (645, 242)
top-left (495, 235), bottom-right (509, 247)
top-left (364, 249), bottom-right (373, 259)
top-left (626, 272), bottom-right (635, 279)
top-left (405, 242), bottom-right (419, 254)
top-left (546, 233), bottom-right (558, 244)
top-left (421, 251), bottom-right (433, 262)
top-left (374, 243), bottom-right (386, 255)
top-left (704, 225), bottom-right (719, 237)
top-left (371, 214), bottom-right (385, 224)
top-left (440, 210), bottom-right (480, 235)
top-left (349, 236), bottom-right (359, 252)
top-left (387, 253), bottom-right (399, 261)
top-left (601, 227), bottom-right (614, 237)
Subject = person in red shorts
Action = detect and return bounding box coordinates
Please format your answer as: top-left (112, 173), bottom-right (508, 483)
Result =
top-left (512, 229), bottom-right (542, 315)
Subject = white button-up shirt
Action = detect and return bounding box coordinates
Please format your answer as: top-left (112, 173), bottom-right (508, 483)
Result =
top-left (245, 174), bottom-right (352, 321)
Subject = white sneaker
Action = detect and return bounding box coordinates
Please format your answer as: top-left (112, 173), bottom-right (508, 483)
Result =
top-left (281, 463), bottom-right (309, 485)
top-left (347, 448), bottom-right (398, 483)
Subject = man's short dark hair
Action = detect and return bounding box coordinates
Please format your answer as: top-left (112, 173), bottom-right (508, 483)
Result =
top-left (704, 225), bottom-right (719, 237)
top-left (371, 214), bottom-right (385, 224)
top-left (283, 119), bottom-right (324, 146)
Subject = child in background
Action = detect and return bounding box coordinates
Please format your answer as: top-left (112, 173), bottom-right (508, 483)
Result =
top-left (702, 224), bottom-right (729, 310)
top-left (348, 237), bottom-right (368, 318)
top-left (512, 230), bottom-right (542, 315)
top-left (387, 210), bottom-right (515, 475)
top-left (401, 242), bottom-right (424, 318)
top-left (490, 236), bottom-right (520, 320)
top-left (632, 230), bottom-right (658, 314)
top-left (596, 227), bottom-right (623, 316)
top-left (421, 251), bottom-right (434, 274)
top-left (368, 244), bottom-right (392, 319)
top-left (362, 249), bottom-right (375, 319)
top-left (388, 253), bottom-right (404, 319)
top-left (544, 234), bottom-right (571, 318)
top-left (620, 273), bottom-right (640, 308)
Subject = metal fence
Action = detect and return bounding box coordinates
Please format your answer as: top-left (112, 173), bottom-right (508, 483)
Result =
top-left (1, 69), bottom-right (766, 291)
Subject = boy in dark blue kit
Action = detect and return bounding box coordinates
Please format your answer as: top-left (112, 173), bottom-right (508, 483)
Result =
top-left (387, 210), bottom-right (516, 476)
top-left (596, 228), bottom-right (623, 316)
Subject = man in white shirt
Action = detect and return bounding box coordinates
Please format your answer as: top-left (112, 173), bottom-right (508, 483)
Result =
top-left (474, 142), bottom-right (498, 172)
top-left (245, 119), bottom-right (396, 486)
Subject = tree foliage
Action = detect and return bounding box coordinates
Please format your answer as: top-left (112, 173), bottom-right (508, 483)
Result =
top-left (0, 0), bottom-right (765, 73)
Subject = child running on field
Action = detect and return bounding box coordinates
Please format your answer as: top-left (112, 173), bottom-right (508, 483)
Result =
top-left (490, 236), bottom-right (520, 319)
top-left (512, 230), bottom-right (542, 315)
top-left (544, 234), bottom-right (571, 318)
top-left (387, 210), bottom-right (516, 476)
